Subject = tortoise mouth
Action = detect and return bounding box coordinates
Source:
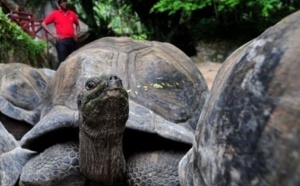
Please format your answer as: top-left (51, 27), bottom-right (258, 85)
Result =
top-left (106, 87), bottom-right (126, 97)
top-left (79, 88), bottom-right (128, 118)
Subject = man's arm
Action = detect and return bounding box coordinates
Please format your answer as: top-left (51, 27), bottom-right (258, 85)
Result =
top-left (74, 16), bottom-right (81, 40)
top-left (75, 22), bottom-right (81, 39)
top-left (41, 21), bottom-right (60, 40)
top-left (41, 21), bottom-right (53, 37)
top-left (75, 22), bottom-right (80, 34)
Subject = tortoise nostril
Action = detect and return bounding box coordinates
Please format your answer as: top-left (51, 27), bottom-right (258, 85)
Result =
top-left (110, 75), bottom-right (119, 80)
top-left (108, 75), bottom-right (122, 87)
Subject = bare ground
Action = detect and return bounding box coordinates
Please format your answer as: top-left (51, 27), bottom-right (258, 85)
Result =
top-left (194, 62), bottom-right (222, 90)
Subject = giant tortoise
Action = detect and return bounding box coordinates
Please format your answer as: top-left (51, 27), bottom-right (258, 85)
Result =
top-left (179, 10), bottom-right (300, 186)
top-left (0, 37), bottom-right (208, 185)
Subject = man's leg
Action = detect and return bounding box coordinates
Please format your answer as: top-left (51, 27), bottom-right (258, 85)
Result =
top-left (55, 39), bottom-right (77, 70)
top-left (67, 39), bottom-right (78, 55)
top-left (56, 40), bottom-right (69, 66)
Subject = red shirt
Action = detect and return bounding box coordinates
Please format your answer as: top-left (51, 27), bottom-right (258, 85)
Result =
top-left (44, 9), bottom-right (79, 39)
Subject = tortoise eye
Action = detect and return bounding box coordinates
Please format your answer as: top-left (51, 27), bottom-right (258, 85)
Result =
top-left (85, 80), bottom-right (97, 90)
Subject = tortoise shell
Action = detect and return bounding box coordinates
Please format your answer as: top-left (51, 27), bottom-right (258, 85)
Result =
top-left (179, 10), bottom-right (300, 185)
top-left (0, 63), bottom-right (54, 124)
top-left (45, 37), bottom-right (208, 143)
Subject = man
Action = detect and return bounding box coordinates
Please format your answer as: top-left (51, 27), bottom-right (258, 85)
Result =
top-left (42, 0), bottom-right (80, 69)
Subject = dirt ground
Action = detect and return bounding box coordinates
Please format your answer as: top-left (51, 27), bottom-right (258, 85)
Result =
top-left (194, 62), bottom-right (223, 90)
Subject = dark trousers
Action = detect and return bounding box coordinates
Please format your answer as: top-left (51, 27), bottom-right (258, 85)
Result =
top-left (55, 38), bottom-right (77, 69)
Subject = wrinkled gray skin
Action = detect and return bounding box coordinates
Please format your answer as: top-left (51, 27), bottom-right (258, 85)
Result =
top-left (0, 37), bottom-right (208, 185)
top-left (78, 75), bottom-right (129, 185)
top-left (179, 10), bottom-right (300, 186)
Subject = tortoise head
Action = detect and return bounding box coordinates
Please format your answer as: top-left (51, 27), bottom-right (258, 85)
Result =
top-left (77, 74), bottom-right (129, 185)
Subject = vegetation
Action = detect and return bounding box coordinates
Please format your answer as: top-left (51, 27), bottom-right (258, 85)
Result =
top-left (67, 0), bottom-right (300, 55)
top-left (0, 8), bottom-right (47, 67)
top-left (67, 0), bottom-right (147, 40)
top-left (1, 0), bottom-right (300, 66)
top-left (149, 0), bottom-right (300, 49)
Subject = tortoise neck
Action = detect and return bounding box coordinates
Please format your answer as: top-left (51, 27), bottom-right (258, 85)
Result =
top-left (79, 120), bottom-right (126, 185)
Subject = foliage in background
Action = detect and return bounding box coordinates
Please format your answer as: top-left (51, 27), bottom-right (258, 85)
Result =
top-left (68, 0), bottom-right (148, 40)
top-left (151, 0), bottom-right (300, 32)
top-left (8, 0), bottom-right (300, 56)
top-left (151, 0), bottom-right (212, 23)
top-left (0, 8), bottom-right (47, 67)
top-left (25, 0), bottom-right (48, 8)
top-left (149, 0), bottom-right (300, 51)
